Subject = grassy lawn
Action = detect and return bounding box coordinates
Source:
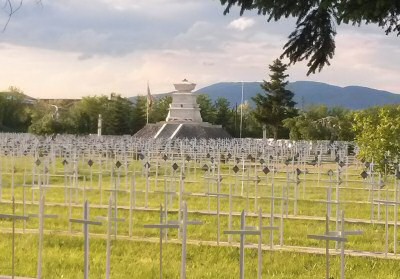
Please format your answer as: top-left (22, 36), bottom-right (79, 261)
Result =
top-left (0, 154), bottom-right (399, 278)
top-left (1, 233), bottom-right (400, 279)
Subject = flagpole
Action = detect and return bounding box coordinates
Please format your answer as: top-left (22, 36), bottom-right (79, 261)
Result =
top-left (239, 81), bottom-right (244, 139)
top-left (146, 100), bottom-right (149, 124)
top-left (146, 81), bottom-right (149, 124)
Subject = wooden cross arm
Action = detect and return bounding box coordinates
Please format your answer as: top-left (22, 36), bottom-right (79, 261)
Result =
top-left (206, 192), bottom-right (229, 197)
top-left (69, 218), bottom-right (102, 226)
top-left (224, 230), bottom-right (261, 236)
top-left (307, 234), bottom-right (347, 242)
top-left (144, 224), bottom-right (180, 229)
top-left (0, 214), bottom-right (29, 220)
top-left (373, 199), bottom-right (400, 205)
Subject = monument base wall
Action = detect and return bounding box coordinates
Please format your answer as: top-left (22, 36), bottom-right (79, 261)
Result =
top-left (133, 122), bottom-right (231, 139)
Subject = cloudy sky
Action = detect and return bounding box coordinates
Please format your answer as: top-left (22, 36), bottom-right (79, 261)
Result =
top-left (0, 0), bottom-right (399, 99)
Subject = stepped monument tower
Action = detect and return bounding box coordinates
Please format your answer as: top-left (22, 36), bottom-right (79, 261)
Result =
top-left (133, 79), bottom-right (231, 139)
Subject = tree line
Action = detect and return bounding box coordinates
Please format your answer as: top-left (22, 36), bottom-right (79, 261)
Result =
top-left (0, 88), bottom-right (253, 137)
top-left (0, 59), bottom-right (396, 144)
top-left (2, 59), bottom-right (400, 173)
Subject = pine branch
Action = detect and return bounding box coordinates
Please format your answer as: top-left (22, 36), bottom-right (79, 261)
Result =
top-left (280, 8), bottom-right (336, 75)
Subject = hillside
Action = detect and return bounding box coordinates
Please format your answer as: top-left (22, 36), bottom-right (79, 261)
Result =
top-left (131, 81), bottom-right (400, 110)
top-left (194, 81), bottom-right (400, 110)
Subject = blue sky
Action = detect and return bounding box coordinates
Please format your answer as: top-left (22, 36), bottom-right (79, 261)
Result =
top-left (0, 0), bottom-right (399, 98)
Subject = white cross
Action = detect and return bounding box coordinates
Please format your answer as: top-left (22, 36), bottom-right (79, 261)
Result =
top-left (144, 205), bottom-right (180, 279)
top-left (224, 210), bottom-right (261, 279)
top-left (69, 201), bottom-right (102, 279)
top-left (28, 195), bottom-right (58, 279)
top-left (96, 197), bottom-right (125, 279)
top-left (308, 212), bottom-right (362, 279)
top-left (207, 166), bottom-right (227, 245)
top-left (373, 199), bottom-right (400, 256)
top-left (0, 197), bottom-right (29, 279)
top-left (308, 214), bottom-right (346, 279)
top-left (329, 211), bottom-right (363, 279)
top-left (245, 208), bottom-right (279, 279)
top-left (168, 202), bottom-right (202, 279)
top-left (104, 187), bottom-right (126, 238)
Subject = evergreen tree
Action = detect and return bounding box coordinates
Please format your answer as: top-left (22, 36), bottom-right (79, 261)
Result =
top-left (197, 94), bottom-right (216, 124)
top-left (132, 96), bottom-right (147, 134)
top-left (149, 95), bottom-right (172, 123)
top-left (252, 59), bottom-right (297, 139)
top-left (214, 97), bottom-right (232, 126)
top-left (68, 96), bottom-right (108, 134)
top-left (107, 93), bottom-right (134, 135)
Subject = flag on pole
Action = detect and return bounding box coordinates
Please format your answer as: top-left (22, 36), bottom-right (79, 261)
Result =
top-left (146, 81), bottom-right (154, 124)
top-left (147, 82), bottom-right (154, 109)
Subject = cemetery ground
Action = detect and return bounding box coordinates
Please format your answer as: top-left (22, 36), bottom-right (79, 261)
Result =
top-left (1, 142), bottom-right (400, 278)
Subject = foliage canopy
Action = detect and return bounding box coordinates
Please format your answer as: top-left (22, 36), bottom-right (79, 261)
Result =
top-left (283, 105), bottom-right (354, 141)
top-left (353, 105), bottom-right (400, 173)
top-left (220, 0), bottom-right (400, 75)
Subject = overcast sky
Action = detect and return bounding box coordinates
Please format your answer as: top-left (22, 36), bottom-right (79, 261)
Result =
top-left (0, 0), bottom-right (399, 99)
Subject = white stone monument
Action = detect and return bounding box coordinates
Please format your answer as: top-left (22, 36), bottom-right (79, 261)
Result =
top-left (166, 79), bottom-right (203, 123)
top-left (134, 78), bottom-right (231, 139)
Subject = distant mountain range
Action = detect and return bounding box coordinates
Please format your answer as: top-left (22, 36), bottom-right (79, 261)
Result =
top-left (195, 81), bottom-right (400, 110)
top-left (134, 81), bottom-right (400, 110)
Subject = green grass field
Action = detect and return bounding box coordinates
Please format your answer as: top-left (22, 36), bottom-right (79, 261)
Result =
top-left (0, 154), bottom-right (399, 278)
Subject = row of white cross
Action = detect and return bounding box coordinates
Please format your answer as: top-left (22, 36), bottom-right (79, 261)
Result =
top-left (0, 194), bottom-right (362, 279)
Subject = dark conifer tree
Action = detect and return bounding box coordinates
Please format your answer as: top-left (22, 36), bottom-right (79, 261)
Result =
top-left (131, 96), bottom-right (147, 134)
top-left (252, 59), bottom-right (297, 139)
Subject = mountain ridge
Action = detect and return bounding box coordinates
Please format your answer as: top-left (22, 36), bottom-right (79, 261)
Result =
top-left (130, 81), bottom-right (400, 110)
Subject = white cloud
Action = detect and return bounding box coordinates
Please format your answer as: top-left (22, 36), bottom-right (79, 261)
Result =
top-left (228, 17), bottom-right (255, 31)
top-left (287, 26), bottom-right (400, 94)
top-left (0, 1), bottom-right (399, 98)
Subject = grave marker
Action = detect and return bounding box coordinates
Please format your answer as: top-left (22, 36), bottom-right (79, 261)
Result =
top-left (144, 205), bottom-right (180, 279)
top-left (224, 210), bottom-right (261, 279)
top-left (97, 197), bottom-right (125, 279)
top-left (69, 201), bottom-right (102, 279)
top-left (0, 197), bottom-right (29, 279)
top-left (308, 212), bottom-right (362, 279)
top-left (28, 195), bottom-right (58, 279)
